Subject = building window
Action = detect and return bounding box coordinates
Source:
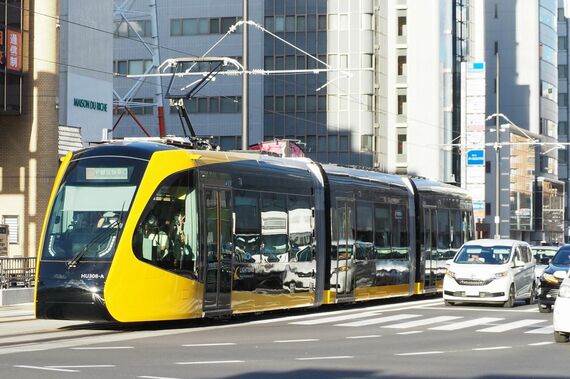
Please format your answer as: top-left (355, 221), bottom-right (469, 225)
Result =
top-left (558, 7), bottom-right (566, 22)
top-left (170, 17), bottom-right (241, 36)
top-left (114, 20), bottom-right (152, 38)
top-left (559, 121), bottom-right (568, 137)
top-left (559, 93), bottom-right (568, 107)
top-left (339, 135), bottom-right (349, 151)
top-left (339, 14), bottom-right (349, 30)
top-left (131, 98), bottom-right (154, 115)
top-left (361, 13), bottom-right (373, 30)
top-left (397, 95), bottom-right (407, 115)
top-left (2, 216), bottom-right (18, 244)
top-left (559, 149), bottom-right (568, 165)
top-left (317, 15), bottom-right (327, 30)
top-left (397, 133), bottom-right (407, 155)
top-left (560, 64), bottom-right (568, 79)
top-left (296, 15), bottom-right (305, 31)
top-left (558, 36), bottom-right (568, 51)
top-left (361, 135), bottom-right (373, 152)
top-left (317, 136), bottom-right (327, 152)
top-left (397, 16), bottom-right (407, 36)
top-left (397, 55), bottom-right (407, 76)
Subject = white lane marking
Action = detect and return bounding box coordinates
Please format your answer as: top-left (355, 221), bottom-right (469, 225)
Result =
top-left (430, 317), bottom-right (504, 331)
top-left (0, 310), bottom-right (34, 318)
top-left (477, 319), bottom-right (546, 333)
top-left (472, 346), bottom-right (511, 351)
top-left (71, 346), bottom-right (133, 350)
top-left (251, 298), bottom-right (443, 325)
top-left (335, 313), bottom-right (421, 327)
top-left (395, 351), bottom-right (444, 356)
top-left (397, 331), bottom-right (423, 335)
top-left (290, 311), bottom-right (381, 325)
top-left (528, 341), bottom-right (554, 346)
top-left (345, 335), bottom-right (381, 339)
top-left (48, 365), bottom-right (115, 369)
top-left (427, 306), bottom-right (538, 313)
top-left (383, 316), bottom-right (462, 329)
top-left (176, 360), bottom-right (244, 365)
top-left (273, 339), bottom-right (319, 343)
top-left (182, 343), bottom-right (236, 347)
top-left (14, 365), bottom-right (79, 373)
top-left (139, 376), bottom-right (180, 379)
top-left (525, 325), bottom-right (554, 334)
top-left (296, 356), bottom-right (353, 361)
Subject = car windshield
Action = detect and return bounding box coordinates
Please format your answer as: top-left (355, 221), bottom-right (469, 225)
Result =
top-left (532, 247), bottom-right (558, 264)
top-left (42, 157), bottom-right (146, 261)
top-left (551, 249), bottom-right (570, 266)
top-left (454, 245), bottom-right (511, 265)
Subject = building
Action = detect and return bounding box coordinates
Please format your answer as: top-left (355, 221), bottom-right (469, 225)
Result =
top-left (481, 0), bottom-right (564, 243)
top-left (112, 0), bottom-right (463, 179)
top-left (0, 0), bottom-right (59, 257)
top-left (558, 0), bottom-right (570, 242)
top-left (0, 0), bottom-right (113, 257)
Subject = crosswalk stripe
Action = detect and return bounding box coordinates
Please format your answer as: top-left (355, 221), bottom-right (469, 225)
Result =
top-left (477, 319), bottom-right (546, 333)
top-left (525, 325), bottom-right (554, 334)
top-left (335, 314), bottom-right (421, 327)
top-left (290, 311), bottom-right (382, 325)
top-left (383, 316), bottom-right (462, 329)
top-left (429, 317), bottom-right (504, 331)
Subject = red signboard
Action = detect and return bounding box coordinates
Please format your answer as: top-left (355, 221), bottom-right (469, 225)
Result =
top-left (6, 29), bottom-right (21, 72)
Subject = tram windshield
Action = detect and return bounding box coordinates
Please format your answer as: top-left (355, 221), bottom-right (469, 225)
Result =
top-left (41, 157), bottom-right (146, 262)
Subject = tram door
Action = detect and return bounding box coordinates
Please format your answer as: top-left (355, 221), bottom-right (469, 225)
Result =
top-left (203, 188), bottom-right (233, 315)
top-left (334, 199), bottom-right (355, 299)
top-left (423, 208), bottom-right (438, 292)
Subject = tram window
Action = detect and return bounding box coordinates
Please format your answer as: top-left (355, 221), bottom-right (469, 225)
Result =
top-left (374, 204), bottom-right (391, 259)
top-left (287, 195), bottom-right (313, 262)
top-left (437, 210), bottom-right (451, 258)
top-left (234, 191), bottom-right (261, 262)
top-left (451, 210), bottom-right (462, 249)
top-left (391, 205), bottom-right (409, 260)
top-left (132, 171), bottom-right (198, 278)
top-left (356, 202), bottom-right (373, 260)
top-left (261, 193), bottom-right (288, 261)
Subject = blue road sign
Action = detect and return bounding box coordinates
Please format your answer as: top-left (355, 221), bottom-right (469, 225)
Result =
top-left (467, 149), bottom-right (485, 166)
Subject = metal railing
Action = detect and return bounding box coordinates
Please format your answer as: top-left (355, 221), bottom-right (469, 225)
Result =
top-left (0, 257), bottom-right (36, 289)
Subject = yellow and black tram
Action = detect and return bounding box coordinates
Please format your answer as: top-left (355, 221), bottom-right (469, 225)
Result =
top-left (35, 140), bottom-right (474, 322)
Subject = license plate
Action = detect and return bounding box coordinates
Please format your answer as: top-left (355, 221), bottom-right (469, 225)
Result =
top-left (466, 289), bottom-right (479, 297)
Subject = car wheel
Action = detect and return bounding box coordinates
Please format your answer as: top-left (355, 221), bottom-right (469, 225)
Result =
top-left (444, 299), bottom-right (454, 306)
top-left (525, 283), bottom-right (537, 305)
top-left (538, 303), bottom-right (552, 313)
top-left (503, 285), bottom-right (515, 308)
top-left (554, 331), bottom-right (569, 343)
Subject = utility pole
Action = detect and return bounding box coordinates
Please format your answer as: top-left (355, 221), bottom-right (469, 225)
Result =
top-left (494, 52), bottom-right (501, 239)
top-left (150, 0), bottom-right (165, 137)
top-left (241, 0), bottom-right (249, 150)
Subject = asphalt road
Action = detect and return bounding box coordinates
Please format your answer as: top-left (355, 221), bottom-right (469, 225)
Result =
top-left (0, 297), bottom-right (567, 379)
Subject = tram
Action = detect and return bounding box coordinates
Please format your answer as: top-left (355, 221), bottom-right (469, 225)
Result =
top-left (35, 139), bottom-right (474, 322)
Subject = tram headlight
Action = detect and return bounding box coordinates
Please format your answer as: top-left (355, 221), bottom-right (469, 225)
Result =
top-left (336, 266), bottom-right (349, 273)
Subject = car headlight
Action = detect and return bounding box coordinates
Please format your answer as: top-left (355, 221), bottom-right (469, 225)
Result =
top-left (559, 283), bottom-right (570, 298)
top-left (541, 273), bottom-right (560, 284)
top-left (445, 269), bottom-right (456, 279)
top-left (493, 271), bottom-right (508, 279)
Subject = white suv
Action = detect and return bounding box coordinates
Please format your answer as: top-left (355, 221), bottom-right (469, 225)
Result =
top-left (443, 239), bottom-right (536, 307)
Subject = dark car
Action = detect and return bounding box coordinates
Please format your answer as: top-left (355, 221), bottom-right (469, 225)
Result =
top-left (538, 245), bottom-right (570, 313)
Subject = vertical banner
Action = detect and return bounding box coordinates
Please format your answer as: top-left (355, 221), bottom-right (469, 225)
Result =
top-left (461, 62), bottom-right (487, 220)
top-left (6, 29), bottom-right (20, 71)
